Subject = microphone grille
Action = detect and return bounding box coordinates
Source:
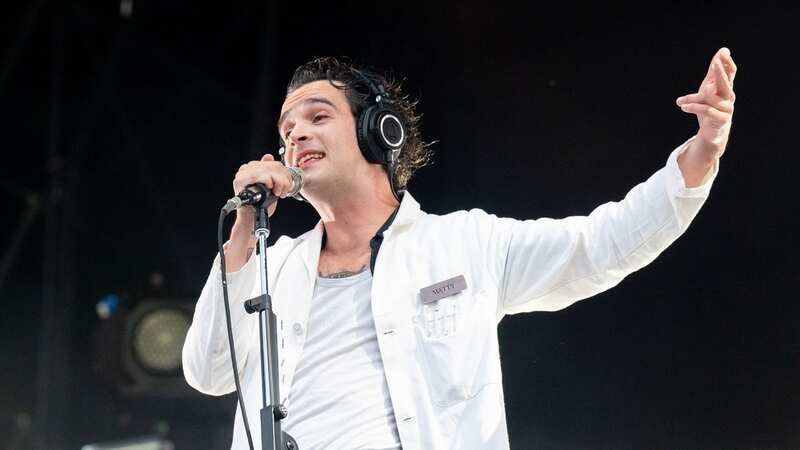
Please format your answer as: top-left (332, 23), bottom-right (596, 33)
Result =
top-left (287, 166), bottom-right (304, 198)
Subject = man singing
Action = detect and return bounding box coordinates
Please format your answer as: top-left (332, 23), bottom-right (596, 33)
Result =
top-left (183, 48), bottom-right (737, 449)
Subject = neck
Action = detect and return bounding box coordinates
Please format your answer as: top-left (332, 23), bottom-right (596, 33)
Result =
top-left (309, 169), bottom-right (399, 255)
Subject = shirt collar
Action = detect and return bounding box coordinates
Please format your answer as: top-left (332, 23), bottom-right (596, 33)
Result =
top-left (300, 191), bottom-right (421, 275)
top-left (367, 190), bottom-right (421, 272)
top-left (368, 206), bottom-right (399, 273)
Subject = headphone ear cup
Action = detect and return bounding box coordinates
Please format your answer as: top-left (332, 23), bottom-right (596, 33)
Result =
top-left (376, 110), bottom-right (405, 163)
top-left (356, 105), bottom-right (385, 164)
top-left (357, 105), bottom-right (406, 165)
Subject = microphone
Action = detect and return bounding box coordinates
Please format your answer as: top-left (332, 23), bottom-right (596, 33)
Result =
top-left (221, 166), bottom-right (304, 214)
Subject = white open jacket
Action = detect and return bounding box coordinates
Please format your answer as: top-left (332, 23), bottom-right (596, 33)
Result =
top-left (183, 138), bottom-right (717, 450)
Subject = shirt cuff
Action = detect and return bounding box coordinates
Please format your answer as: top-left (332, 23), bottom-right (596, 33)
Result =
top-left (665, 135), bottom-right (720, 199)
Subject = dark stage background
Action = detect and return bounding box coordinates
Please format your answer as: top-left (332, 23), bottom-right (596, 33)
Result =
top-left (1, 2), bottom-right (798, 449)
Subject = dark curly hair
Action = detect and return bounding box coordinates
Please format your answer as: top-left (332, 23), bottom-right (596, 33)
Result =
top-left (285, 56), bottom-right (433, 192)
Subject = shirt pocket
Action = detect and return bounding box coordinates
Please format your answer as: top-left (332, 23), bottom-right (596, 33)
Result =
top-left (413, 288), bottom-right (496, 407)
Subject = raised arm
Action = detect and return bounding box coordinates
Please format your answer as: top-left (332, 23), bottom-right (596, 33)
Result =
top-left (495, 49), bottom-right (736, 315)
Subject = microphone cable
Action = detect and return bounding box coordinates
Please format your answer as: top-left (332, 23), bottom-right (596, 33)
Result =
top-left (217, 208), bottom-right (256, 450)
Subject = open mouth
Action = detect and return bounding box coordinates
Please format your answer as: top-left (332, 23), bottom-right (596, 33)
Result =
top-left (296, 152), bottom-right (325, 169)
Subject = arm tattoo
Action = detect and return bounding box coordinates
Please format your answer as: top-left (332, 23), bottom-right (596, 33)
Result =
top-left (319, 265), bottom-right (368, 279)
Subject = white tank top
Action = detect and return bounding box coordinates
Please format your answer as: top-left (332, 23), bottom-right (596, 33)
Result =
top-left (282, 270), bottom-right (402, 450)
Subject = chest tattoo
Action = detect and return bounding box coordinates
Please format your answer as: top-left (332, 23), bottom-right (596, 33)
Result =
top-left (319, 264), bottom-right (368, 279)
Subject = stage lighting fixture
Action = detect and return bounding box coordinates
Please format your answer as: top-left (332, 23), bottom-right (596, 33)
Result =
top-left (81, 435), bottom-right (173, 450)
top-left (120, 299), bottom-right (195, 396)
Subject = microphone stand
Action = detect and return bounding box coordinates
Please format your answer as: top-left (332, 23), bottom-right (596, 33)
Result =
top-left (243, 196), bottom-right (298, 450)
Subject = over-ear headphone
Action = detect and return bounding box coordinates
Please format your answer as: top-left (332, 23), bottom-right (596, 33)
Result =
top-left (352, 69), bottom-right (406, 168)
top-left (277, 69), bottom-right (407, 196)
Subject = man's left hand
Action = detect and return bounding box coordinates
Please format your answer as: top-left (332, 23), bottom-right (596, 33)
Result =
top-left (675, 47), bottom-right (737, 186)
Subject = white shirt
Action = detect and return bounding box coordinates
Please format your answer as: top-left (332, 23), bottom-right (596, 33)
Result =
top-left (183, 138), bottom-right (717, 450)
top-left (282, 270), bottom-right (401, 450)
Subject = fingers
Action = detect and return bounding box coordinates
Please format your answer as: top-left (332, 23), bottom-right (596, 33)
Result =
top-left (711, 58), bottom-right (735, 100)
top-left (677, 47), bottom-right (737, 112)
top-left (679, 102), bottom-right (712, 115)
top-left (676, 92), bottom-right (705, 106)
top-left (232, 160), bottom-right (295, 198)
top-left (679, 102), bottom-right (731, 128)
top-left (261, 153), bottom-right (275, 162)
top-left (676, 90), bottom-right (734, 113)
top-left (676, 48), bottom-right (737, 150)
top-left (719, 47), bottom-right (737, 84)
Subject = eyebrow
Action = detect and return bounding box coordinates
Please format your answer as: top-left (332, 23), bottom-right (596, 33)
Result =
top-left (277, 97), bottom-right (338, 131)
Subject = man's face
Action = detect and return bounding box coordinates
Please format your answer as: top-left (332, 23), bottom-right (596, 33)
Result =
top-left (278, 80), bottom-right (364, 191)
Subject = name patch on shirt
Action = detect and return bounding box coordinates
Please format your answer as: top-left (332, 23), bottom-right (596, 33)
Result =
top-left (420, 275), bottom-right (467, 304)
